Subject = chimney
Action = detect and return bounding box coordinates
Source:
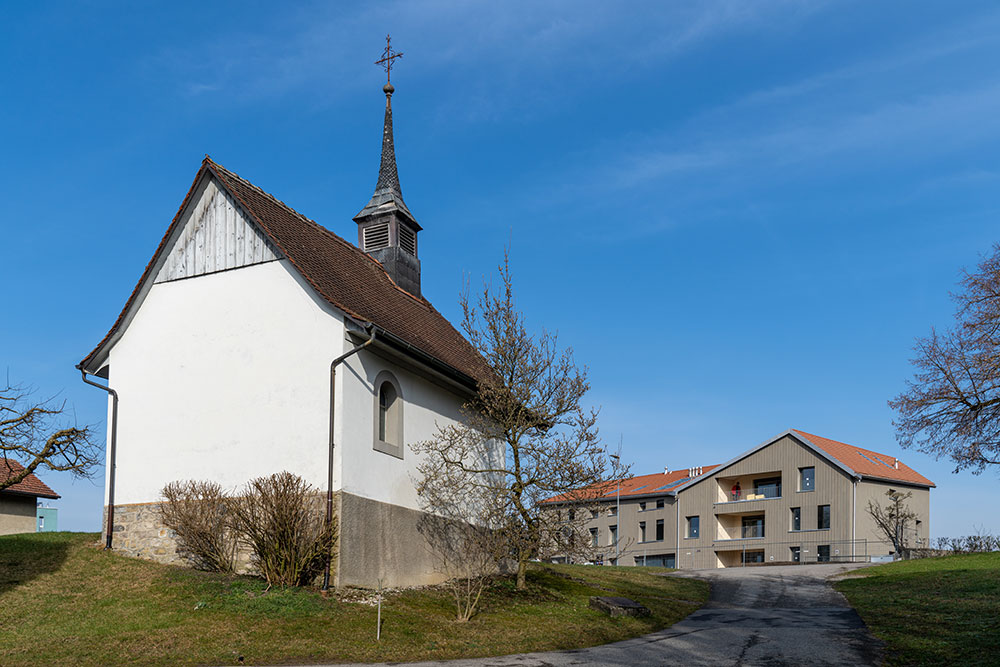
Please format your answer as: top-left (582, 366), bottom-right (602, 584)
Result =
top-left (894, 458), bottom-right (899, 470)
top-left (664, 467), bottom-right (670, 475)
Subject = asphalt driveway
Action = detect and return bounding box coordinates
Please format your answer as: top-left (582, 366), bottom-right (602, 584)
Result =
top-left (316, 562), bottom-right (884, 667)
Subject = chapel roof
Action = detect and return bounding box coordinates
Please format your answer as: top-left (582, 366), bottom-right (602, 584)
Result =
top-left (80, 157), bottom-right (490, 384)
top-left (1, 459), bottom-right (61, 499)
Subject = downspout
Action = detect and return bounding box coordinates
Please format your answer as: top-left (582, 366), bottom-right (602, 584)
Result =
top-left (77, 366), bottom-right (118, 550)
top-left (322, 325), bottom-right (377, 591)
top-left (674, 494), bottom-right (680, 569)
top-left (852, 478), bottom-right (857, 562)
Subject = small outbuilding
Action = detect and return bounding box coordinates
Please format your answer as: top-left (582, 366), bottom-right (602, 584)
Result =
top-left (1, 460), bottom-right (61, 535)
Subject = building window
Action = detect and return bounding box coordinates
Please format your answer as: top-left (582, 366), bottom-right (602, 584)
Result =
top-left (568, 509), bottom-right (575, 521)
top-left (754, 477), bottom-right (781, 499)
top-left (656, 498), bottom-right (665, 509)
top-left (590, 528), bottom-right (599, 547)
top-left (799, 467), bottom-right (815, 492)
top-left (818, 505), bottom-right (830, 530)
top-left (655, 518), bottom-right (664, 541)
top-left (608, 506), bottom-right (618, 516)
top-left (686, 516), bottom-right (700, 539)
top-left (38, 516), bottom-right (44, 531)
top-left (609, 525), bottom-right (618, 546)
top-left (639, 521), bottom-right (646, 542)
top-left (741, 550), bottom-right (765, 564)
top-left (790, 546), bottom-right (800, 563)
top-left (372, 371), bottom-right (404, 458)
top-left (638, 501), bottom-right (647, 511)
top-left (790, 507), bottom-right (801, 531)
top-left (817, 545), bottom-right (831, 562)
top-left (742, 515), bottom-right (765, 538)
top-left (591, 508), bottom-right (599, 519)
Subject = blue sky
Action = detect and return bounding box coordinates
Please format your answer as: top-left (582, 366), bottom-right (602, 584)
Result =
top-left (3, 1), bottom-right (1000, 538)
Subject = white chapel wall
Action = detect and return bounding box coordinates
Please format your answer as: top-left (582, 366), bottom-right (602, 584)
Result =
top-left (105, 259), bottom-right (345, 505)
top-left (336, 347), bottom-right (468, 513)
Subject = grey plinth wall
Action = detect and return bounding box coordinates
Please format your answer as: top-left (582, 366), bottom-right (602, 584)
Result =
top-left (336, 491), bottom-right (447, 589)
top-left (105, 493), bottom-right (447, 589)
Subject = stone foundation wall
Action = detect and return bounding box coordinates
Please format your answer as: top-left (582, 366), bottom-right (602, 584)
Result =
top-left (103, 502), bottom-right (186, 565)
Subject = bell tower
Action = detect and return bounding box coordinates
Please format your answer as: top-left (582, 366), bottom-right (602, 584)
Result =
top-left (354, 35), bottom-right (422, 297)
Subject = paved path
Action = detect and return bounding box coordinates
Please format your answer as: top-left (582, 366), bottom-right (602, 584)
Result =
top-left (315, 562), bottom-right (884, 667)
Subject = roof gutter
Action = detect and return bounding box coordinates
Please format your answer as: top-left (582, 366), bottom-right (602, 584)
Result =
top-left (76, 365), bottom-right (118, 550)
top-left (364, 324), bottom-right (477, 392)
top-left (322, 325), bottom-right (377, 591)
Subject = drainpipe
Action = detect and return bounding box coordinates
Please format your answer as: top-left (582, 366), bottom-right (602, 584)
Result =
top-left (852, 478), bottom-right (857, 563)
top-left (322, 326), bottom-right (377, 591)
top-left (674, 495), bottom-right (680, 569)
top-left (76, 365), bottom-right (118, 550)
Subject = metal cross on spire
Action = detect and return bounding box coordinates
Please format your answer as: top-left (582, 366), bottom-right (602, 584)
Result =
top-left (375, 34), bottom-right (403, 86)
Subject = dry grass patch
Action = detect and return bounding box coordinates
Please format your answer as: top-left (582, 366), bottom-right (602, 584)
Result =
top-left (1, 532), bottom-right (707, 666)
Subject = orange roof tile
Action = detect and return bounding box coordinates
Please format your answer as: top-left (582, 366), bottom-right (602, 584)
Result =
top-left (792, 430), bottom-right (934, 487)
top-left (0, 459), bottom-right (60, 499)
top-left (543, 466), bottom-right (719, 504)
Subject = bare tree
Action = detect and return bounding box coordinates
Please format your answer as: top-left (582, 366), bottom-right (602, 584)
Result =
top-left (1, 380), bottom-right (99, 491)
top-left (867, 488), bottom-right (918, 559)
top-left (412, 250), bottom-right (627, 590)
top-left (891, 243), bottom-right (1000, 473)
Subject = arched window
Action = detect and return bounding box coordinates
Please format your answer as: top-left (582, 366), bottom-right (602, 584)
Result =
top-left (372, 371), bottom-right (404, 459)
top-left (378, 381), bottom-right (397, 443)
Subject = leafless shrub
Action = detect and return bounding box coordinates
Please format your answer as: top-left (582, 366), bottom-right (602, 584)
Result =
top-left (228, 471), bottom-right (335, 587)
top-left (159, 480), bottom-right (236, 572)
top-left (934, 529), bottom-right (1000, 554)
top-left (417, 482), bottom-right (509, 621)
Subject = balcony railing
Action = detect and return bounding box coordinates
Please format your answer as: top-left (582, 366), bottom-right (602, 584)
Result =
top-left (741, 525), bottom-right (765, 539)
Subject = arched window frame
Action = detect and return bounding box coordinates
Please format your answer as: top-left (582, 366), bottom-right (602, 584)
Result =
top-left (372, 370), bottom-right (404, 459)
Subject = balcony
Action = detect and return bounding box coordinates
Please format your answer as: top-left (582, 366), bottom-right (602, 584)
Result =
top-left (716, 513), bottom-right (766, 541)
top-left (714, 472), bottom-right (782, 505)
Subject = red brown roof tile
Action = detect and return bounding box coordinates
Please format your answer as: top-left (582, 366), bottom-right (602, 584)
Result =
top-left (0, 459), bottom-right (60, 499)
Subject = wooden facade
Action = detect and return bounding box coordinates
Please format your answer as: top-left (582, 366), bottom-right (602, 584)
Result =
top-left (561, 433), bottom-right (932, 570)
top-left (155, 178), bottom-right (279, 284)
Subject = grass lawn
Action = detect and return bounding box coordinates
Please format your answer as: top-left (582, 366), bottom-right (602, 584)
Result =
top-left (835, 552), bottom-right (1000, 666)
top-left (0, 532), bottom-right (707, 666)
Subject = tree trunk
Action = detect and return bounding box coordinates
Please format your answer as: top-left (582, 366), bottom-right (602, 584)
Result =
top-left (516, 553), bottom-right (528, 590)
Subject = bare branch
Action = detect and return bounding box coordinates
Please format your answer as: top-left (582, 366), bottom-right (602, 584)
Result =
top-left (413, 247), bottom-right (629, 593)
top-left (0, 381), bottom-right (100, 491)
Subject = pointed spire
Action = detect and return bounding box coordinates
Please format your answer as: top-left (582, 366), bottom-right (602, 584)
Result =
top-left (375, 83), bottom-right (401, 196)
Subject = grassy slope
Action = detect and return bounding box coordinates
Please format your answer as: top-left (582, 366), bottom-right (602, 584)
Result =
top-left (0, 532), bottom-right (707, 666)
top-left (835, 552), bottom-right (1000, 666)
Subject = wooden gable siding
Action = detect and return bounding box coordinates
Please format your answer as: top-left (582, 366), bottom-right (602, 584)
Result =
top-left (155, 178), bottom-right (279, 283)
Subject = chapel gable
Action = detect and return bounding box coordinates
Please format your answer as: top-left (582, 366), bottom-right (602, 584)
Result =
top-left (154, 176), bottom-right (280, 284)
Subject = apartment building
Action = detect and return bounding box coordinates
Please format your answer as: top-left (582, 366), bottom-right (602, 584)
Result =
top-left (544, 429), bottom-right (934, 569)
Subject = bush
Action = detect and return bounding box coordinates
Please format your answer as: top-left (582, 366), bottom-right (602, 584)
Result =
top-left (228, 471), bottom-right (336, 587)
top-left (159, 480), bottom-right (236, 572)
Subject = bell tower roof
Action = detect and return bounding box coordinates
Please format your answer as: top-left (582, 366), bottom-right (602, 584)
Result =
top-left (352, 79), bottom-right (419, 229)
top-left (354, 35), bottom-right (423, 297)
